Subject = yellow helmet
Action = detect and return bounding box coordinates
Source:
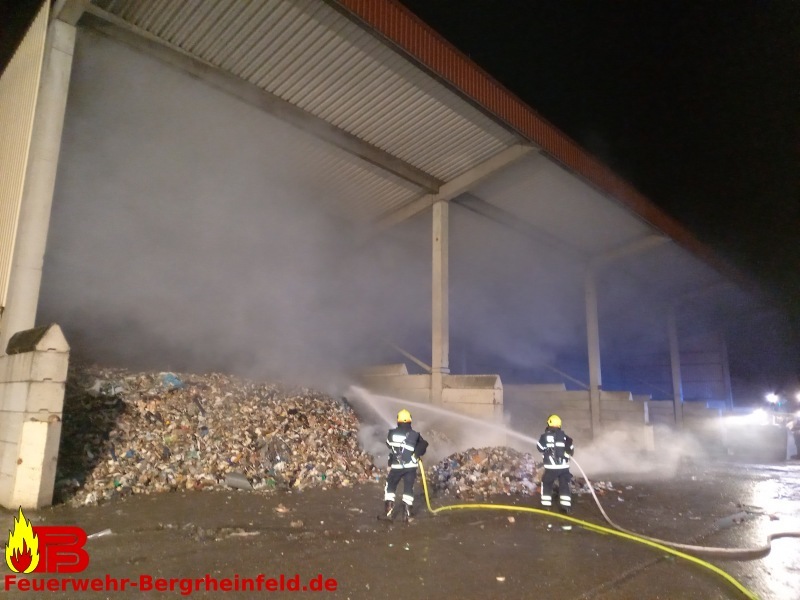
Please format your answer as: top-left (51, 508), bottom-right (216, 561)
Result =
top-left (397, 409), bottom-right (412, 423)
top-left (547, 414), bottom-right (562, 428)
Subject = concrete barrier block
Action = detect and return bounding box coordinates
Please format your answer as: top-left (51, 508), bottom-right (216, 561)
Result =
top-left (0, 381), bottom-right (30, 412)
top-left (0, 438), bottom-right (20, 476)
top-left (25, 381), bottom-right (66, 413)
top-left (6, 324), bottom-right (69, 355)
top-left (600, 391), bottom-right (633, 402)
top-left (442, 387), bottom-right (502, 405)
top-left (0, 412), bottom-right (25, 444)
top-left (360, 363), bottom-right (409, 376)
top-left (30, 351), bottom-right (70, 382)
top-left (444, 374), bottom-right (501, 389)
top-left (0, 354), bottom-right (68, 385)
top-left (23, 410), bottom-right (62, 425)
top-left (0, 352), bottom-right (34, 382)
top-left (0, 471), bottom-right (14, 508)
top-left (362, 374), bottom-right (431, 390)
top-left (11, 420), bottom-right (62, 508)
top-left (601, 409), bottom-right (645, 424)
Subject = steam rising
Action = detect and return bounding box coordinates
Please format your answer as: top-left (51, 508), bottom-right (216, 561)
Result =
top-left (40, 30), bottom-right (432, 384)
top-left (38, 29), bottom-right (597, 388)
top-left (347, 387), bottom-right (708, 479)
top-left (36, 28), bottom-right (790, 403)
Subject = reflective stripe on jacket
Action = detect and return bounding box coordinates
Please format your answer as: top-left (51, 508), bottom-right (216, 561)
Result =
top-left (537, 428), bottom-right (574, 469)
top-left (387, 425), bottom-right (422, 469)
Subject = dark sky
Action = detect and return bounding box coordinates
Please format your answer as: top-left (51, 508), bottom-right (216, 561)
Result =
top-left (0, 0), bottom-right (41, 69)
top-left (397, 0), bottom-right (800, 340)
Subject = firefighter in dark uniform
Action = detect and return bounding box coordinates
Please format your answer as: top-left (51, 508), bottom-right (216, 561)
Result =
top-left (537, 414), bottom-right (575, 514)
top-left (384, 409), bottom-right (428, 521)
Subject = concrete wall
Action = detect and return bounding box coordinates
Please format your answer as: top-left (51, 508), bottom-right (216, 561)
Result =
top-left (680, 333), bottom-right (732, 405)
top-left (359, 368), bottom-right (504, 446)
top-left (362, 370), bottom-right (732, 457)
top-left (505, 386), bottom-right (654, 451)
top-left (504, 385), bottom-right (593, 449)
top-left (361, 373), bottom-right (432, 405)
top-left (442, 375), bottom-right (502, 415)
top-left (0, 324), bottom-right (69, 509)
top-left (680, 401), bottom-right (724, 451)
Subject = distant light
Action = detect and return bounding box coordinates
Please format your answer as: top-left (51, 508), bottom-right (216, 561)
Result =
top-left (795, 391), bottom-right (800, 403)
top-left (749, 408), bottom-right (770, 425)
top-left (765, 393), bottom-right (779, 404)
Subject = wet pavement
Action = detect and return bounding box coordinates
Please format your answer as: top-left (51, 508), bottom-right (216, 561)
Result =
top-left (3, 459), bottom-right (799, 600)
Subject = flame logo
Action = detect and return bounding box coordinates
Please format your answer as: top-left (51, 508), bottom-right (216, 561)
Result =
top-left (5, 508), bottom-right (39, 573)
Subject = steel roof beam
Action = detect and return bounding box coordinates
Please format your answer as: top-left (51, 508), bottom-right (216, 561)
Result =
top-left (80, 6), bottom-right (443, 195)
top-left (370, 143), bottom-right (533, 233)
top-left (590, 235), bottom-right (670, 271)
top-left (52, 0), bottom-right (90, 26)
top-left (454, 192), bottom-right (587, 262)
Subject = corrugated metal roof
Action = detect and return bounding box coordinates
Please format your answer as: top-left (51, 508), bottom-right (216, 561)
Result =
top-left (92, 0), bottom-right (520, 192)
top-left (334, 0), bottom-right (758, 292)
top-left (303, 140), bottom-right (424, 222)
top-left (83, 0), bottom-right (753, 298)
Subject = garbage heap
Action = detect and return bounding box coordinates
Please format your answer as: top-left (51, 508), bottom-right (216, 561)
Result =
top-left (427, 447), bottom-right (541, 499)
top-left (55, 365), bottom-right (378, 506)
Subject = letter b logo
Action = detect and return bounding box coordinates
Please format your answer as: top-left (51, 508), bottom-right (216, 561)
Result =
top-left (34, 527), bottom-right (89, 573)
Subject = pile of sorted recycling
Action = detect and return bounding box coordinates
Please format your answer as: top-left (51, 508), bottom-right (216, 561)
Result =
top-left (55, 364), bottom-right (378, 506)
top-left (427, 447), bottom-right (541, 499)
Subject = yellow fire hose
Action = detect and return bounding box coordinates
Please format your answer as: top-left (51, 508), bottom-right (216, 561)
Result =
top-left (417, 460), bottom-right (760, 600)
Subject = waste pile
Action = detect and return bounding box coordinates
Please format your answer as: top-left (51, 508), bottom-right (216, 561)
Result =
top-left (55, 364), bottom-right (378, 506)
top-left (427, 447), bottom-right (541, 499)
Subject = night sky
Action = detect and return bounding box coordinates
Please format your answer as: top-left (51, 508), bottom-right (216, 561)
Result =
top-left (397, 0), bottom-right (799, 346)
top-left (1, 0), bottom-right (798, 379)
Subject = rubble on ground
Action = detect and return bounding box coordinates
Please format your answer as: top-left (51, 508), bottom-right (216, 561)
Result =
top-left (427, 447), bottom-right (541, 498)
top-left (427, 448), bottom-right (619, 500)
top-left (54, 364), bottom-right (618, 507)
top-left (55, 364), bottom-right (378, 506)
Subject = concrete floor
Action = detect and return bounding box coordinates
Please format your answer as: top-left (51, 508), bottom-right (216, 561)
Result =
top-left (3, 460), bottom-right (799, 600)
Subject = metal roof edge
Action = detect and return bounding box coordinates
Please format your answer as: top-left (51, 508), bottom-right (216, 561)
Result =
top-left (330, 0), bottom-right (760, 296)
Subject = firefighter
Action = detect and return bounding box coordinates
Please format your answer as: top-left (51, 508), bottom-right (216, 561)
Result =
top-left (383, 409), bottom-right (428, 521)
top-left (537, 414), bottom-right (575, 514)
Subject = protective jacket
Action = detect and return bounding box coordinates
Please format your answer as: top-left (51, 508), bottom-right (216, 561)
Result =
top-left (537, 427), bottom-right (574, 469)
top-left (386, 423), bottom-right (428, 469)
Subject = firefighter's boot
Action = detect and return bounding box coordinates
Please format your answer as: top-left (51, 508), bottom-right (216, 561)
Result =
top-left (401, 503), bottom-right (412, 523)
top-left (384, 501), bottom-right (394, 519)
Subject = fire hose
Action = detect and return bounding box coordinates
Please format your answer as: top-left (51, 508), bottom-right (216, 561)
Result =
top-left (568, 458), bottom-right (800, 560)
top-left (417, 459), bottom-right (775, 600)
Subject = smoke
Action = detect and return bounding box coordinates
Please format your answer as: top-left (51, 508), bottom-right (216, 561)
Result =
top-left (346, 387), bottom-right (721, 483)
top-left (38, 28), bottom-right (600, 390)
top-left (40, 29), bottom-right (436, 386)
top-left (347, 387), bottom-right (537, 466)
top-left (571, 426), bottom-right (708, 479)
top-left (35, 25), bottom-right (784, 404)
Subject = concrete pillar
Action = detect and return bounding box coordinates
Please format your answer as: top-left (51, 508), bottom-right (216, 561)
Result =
top-left (585, 271), bottom-right (602, 437)
top-left (0, 19), bottom-right (76, 353)
top-left (0, 324), bottom-right (69, 509)
top-left (431, 200), bottom-right (450, 404)
top-left (668, 308), bottom-right (684, 427)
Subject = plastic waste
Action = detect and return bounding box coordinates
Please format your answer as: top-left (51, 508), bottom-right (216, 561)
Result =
top-left (87, 529), bottom-right (112, 539)
top-left (160, 373), bottom-right (183, 390)
top-left (225, 472), bottom-right (252, 491)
